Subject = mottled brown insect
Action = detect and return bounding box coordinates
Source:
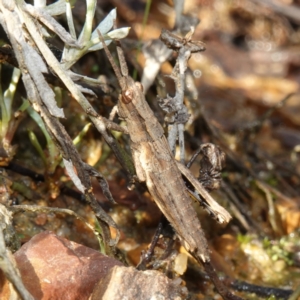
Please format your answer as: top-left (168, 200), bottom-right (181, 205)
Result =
top-left (98, 30), bottom-right (242, 300)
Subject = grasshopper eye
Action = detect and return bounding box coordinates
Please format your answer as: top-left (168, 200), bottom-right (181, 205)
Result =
top-left (122, 89), bottom-right (133, 104)
top-left (135, 82), bottom-right (144, 92)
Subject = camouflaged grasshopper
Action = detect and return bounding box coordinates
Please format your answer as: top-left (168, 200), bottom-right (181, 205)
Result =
top-left (99, 32), bottom-right (242, 300)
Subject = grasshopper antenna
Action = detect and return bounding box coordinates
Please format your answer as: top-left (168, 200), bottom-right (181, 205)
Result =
top-left (112, 19), bottom-right (129, 78)
top-left (116, 42), bottom-right (128, 77)
top-left (97, 29), bottom-right (126, 90)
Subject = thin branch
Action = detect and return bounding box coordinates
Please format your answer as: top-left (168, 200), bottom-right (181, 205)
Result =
top-left (0, 204), bottom-right (34, 300)
top-left (159, 28), bottom-right (205, 161)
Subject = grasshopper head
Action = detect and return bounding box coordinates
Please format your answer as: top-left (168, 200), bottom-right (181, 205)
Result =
top-left (98, 30), bottom-right (144, 105)
top-left (121, 80), bottom-right (143, 104)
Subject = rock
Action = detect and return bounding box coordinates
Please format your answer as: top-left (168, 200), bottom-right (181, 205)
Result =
top-left (0, 231), bottom-right (123, 299)
top-left (91, 265), bottom-right (188, 300)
